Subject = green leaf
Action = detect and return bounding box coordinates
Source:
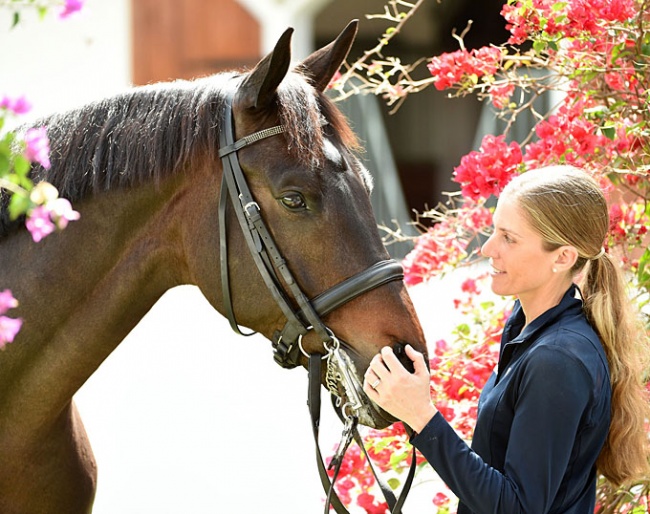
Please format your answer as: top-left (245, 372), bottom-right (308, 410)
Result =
top-left (11, 11), bottom-right (20, 29)
top-left (4, 171), bottom-right (32, 191)
top-left (8, 192), bottom-right (31, 220)
top-left (455, 323), bottom-right (471, 336)
top-left (373, 438), bottom-right (392, 452)
top-left (387, 477), bottom-right (401, 490)
top-left (637, 247), bottom-right (650, 287)
top-left (13, 155), bottom-right (31, 177)
top-left (479, 301), bottom-right (495, 310)
top-left (389, 451), bottom-right (408, 468)
top-left (583, 105), bottom-right (608, 117)
top-left (0, 154), bottom-right (10, 176)
top-left (533, 40), bottom-right (546, 53)
top-left (601, 126), bottom-right (616, 140)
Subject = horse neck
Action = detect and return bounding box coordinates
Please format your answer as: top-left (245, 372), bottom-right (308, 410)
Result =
top-left (0, 171), bottom-right (198, 434)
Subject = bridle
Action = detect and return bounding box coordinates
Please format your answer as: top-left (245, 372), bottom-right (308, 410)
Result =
top-left (217, 89), bottom-right (415, 513)
top-left (217, 91), bottom-right (404, 369)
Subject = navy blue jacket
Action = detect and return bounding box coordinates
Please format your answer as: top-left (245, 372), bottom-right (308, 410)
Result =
top-left (411, 285), bottom-right (611, 513)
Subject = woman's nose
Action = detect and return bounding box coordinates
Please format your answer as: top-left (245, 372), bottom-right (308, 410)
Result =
top-left (481, 234), bottom-right (493, 258)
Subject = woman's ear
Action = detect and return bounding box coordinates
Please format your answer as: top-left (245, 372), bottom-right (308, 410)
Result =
top-left (554, 245), bottom-right (579, 271)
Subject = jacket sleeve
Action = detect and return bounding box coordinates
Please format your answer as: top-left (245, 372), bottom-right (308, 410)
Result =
top-left (410, 345), bottom-right (592, 514)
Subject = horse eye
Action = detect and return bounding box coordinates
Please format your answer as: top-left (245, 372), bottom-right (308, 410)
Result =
top-left (280, 192), bottom-right (306, 211)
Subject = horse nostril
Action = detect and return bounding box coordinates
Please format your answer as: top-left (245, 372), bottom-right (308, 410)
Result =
top-left (393, 342), bottom-right (414, 374)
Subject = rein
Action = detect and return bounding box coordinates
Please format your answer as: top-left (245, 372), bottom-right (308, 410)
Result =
top-left (217, 90), bottom-right (415, 513)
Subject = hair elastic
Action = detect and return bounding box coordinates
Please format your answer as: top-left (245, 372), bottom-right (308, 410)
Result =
top-left (591, 247), bottom-right (606, 260)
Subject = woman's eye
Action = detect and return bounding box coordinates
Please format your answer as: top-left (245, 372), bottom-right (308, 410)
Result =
top-left (280, 192), bottom-right (307, 210)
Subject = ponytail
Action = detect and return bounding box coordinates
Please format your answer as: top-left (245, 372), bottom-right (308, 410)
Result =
top-left (580, 253), bottom-right (650, 485)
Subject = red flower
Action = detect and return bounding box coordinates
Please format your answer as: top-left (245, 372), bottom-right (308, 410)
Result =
top-left (433, 491), bottom-right (450, 507)
top-left (501, 0), bottom-right (636, 43)
top-left (489, 83), bottom-right (515, 109)
top-left (460, 278), bottom-right (480, 295)
top-left (453, 134), bottom-right (523, 201)
top-left (402, 223), bottom-right (468, 285)
top-left (357, 492), bottom-right (389, 514)
top-left (428, 46), bottom-right (502, 91)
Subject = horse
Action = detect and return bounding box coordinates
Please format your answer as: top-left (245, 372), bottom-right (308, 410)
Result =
top-left (0, 21), bottom-right (427, 513)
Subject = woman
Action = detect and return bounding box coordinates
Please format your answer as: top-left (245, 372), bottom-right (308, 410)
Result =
top-left (364, 166), bottom-right (650, 513)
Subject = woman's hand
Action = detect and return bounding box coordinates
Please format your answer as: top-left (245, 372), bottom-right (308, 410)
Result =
top-left (363, 344), bottom-right (437, 434)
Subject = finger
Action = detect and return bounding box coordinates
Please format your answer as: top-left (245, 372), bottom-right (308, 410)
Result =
top-left (363, 373), bottom-right (381, 396)
top-left (363, 381), bottom-right (379, 398)
top-left (379, 346), bottom-right (404, 373)
top-left (405, 344), bottom-right (429, 375)
top-left (367, 351), bottom-right (390, 379)
top-left (364, 368), bottom-right (380, 386)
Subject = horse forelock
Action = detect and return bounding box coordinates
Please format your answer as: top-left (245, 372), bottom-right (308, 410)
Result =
top-left (276, 71), bottom-right (360, 170)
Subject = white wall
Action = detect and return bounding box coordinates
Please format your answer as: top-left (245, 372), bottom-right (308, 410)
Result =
top-left (0, 1), bottom-right (131, 123)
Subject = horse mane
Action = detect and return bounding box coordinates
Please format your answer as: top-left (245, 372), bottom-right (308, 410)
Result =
top-left (0, 68), bottom-right (360, 237)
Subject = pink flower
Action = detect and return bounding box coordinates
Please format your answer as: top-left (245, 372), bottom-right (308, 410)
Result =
top-left (26, 206), bottom-right (56, 242)
top-left (24, 127), bottom-right (51, 169)
top-left (0, 316), bottom-right (22, 348)
top-left (49, 198), bottom-right (80, 229)
top-left (59, 0), bottom-right (84, 19)
top-left (0, 290), bottom-right (18, 315)
top-left (0, 94), bottom-right (32, 115)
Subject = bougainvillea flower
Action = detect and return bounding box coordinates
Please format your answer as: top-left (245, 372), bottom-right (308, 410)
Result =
top-left (0, 290), bottom-right (18, 316)
top-left (0, 316), bottom-right (22, 348)
top-left (0, 94), bottom-right (32, 115)
top-left (24, 127), bottom-right (51, 169)
top-left (59, 0), bottom-right (85, 19)
top-left (453, 134), bottom-right (522, 201)
top-left (26, 206), bottom-right (56, 243)
top-left (48, 198), bottom-right (81, 229)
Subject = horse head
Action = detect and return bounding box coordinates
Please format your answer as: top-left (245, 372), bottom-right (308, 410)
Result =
top-left (190, 21), bottom-right (428, 429)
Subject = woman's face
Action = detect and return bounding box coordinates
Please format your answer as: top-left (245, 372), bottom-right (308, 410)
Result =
top-left (481, 195), bottom-right (559, 304)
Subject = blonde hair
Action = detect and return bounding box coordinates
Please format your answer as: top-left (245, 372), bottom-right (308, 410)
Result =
top-left (502, 165), bottom-right (650, 486)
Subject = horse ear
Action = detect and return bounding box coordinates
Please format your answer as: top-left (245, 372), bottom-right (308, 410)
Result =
top-left (237, 27), bottom-right (294, 111)
top-left (298, 19), bottom-right (358, 92)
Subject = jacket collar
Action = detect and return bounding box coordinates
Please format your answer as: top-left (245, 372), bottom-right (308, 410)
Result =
top-left (497, 284), bottom-right (583, 377)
